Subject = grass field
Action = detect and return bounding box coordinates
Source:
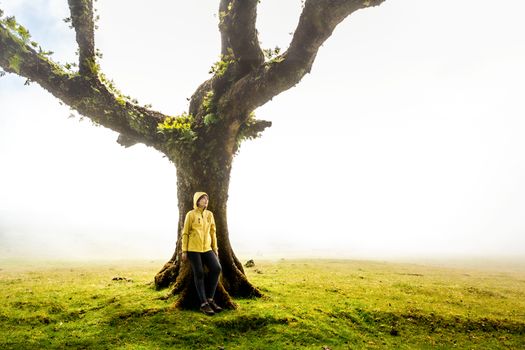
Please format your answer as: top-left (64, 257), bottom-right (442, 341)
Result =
top-left (1, 258), bottom-right (524, 349)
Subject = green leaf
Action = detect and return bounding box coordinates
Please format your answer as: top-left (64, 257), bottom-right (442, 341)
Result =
top-left (5, 16), bottom-right (17, 30)
top-left (16, 25), bottom-right (31, 42)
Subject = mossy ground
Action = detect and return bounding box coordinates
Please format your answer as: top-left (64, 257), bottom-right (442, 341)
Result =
top-left (1, 259), bottom-right (524, 349)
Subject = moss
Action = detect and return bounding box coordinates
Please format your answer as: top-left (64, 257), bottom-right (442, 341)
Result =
top-left (263, 46), bottom-right (281, 61)
top-left (218, 11), bottom-right (228, 25)
top-left (201, 90), bottom-right (215, 113)
top-left (50, 61), bottom-right (73, 78)
top-left (115, 96), bottom-right (126, 108)
top-left (209, 51), bottom-right (236, 77)
top-left (237, 112), bottom-right (260, 140)
top-left (1, 15), bottom-right (32, 44)
top-left (205, 114), bottom-right (220, 127)
top-left (86, 58), bottom-right (99, 75)
top-left (157, 114), bottom-right (193, 132)
top-left (8, 54), bottom-right (21, 73)
top-left (157, 113), bottom-right (197, 144)
top-left (96, 71), bottom-right (143, 110)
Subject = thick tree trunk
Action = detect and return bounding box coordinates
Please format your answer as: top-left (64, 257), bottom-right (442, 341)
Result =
top-left (154, 149), bottom-right (261, 309)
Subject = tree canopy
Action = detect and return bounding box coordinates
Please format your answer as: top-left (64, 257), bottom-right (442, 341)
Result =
top-left (0, 0), bottom-right (385, 156)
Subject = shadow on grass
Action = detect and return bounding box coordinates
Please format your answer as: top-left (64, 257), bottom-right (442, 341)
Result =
top-left (214, 314), bottom-right (291, 332)
top-left (330, 308), bottom-right (525, 335)
top-left (4, 302), bottom-right (525, 349)
top-left (72, 308), bottom-right (293, 349)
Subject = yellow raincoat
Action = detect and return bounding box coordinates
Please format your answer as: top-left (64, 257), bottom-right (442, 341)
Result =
top-left (181, 192), bottom-right (218, 253)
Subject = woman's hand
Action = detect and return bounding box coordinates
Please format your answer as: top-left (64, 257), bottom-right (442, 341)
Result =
top-left (182, 252), bottom-right (187, 261)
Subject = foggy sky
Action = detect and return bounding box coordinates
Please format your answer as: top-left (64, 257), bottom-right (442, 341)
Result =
top-left (1, 0), bottom-right (525, 261)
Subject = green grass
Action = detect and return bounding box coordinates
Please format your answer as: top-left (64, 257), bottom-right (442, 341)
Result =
top-left (1, 259), bottom-right (524, 349)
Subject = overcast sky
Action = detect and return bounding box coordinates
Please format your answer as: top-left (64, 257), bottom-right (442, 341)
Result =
top-left (1, 0), bottom-right (525, 261)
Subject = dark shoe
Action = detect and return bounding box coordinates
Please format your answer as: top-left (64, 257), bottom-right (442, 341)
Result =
top-left (200, 303), bottom-right (215, 316)
top-left (207, 299), bottom-right (223, 313)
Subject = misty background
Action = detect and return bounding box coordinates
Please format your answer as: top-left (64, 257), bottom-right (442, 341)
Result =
top-left (1, 0), bottom-right (525, 262)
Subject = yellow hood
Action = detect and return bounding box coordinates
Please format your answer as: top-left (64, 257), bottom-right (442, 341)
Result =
top-left (193, 191), bottom-right (209, 210)
top-left (182, 192), bottom-right (217, 253)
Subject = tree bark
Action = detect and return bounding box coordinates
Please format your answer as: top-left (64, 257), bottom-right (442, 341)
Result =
top-left (154, 146), bottom-right (261, 309)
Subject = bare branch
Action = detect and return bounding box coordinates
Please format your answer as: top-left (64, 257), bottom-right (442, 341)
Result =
top-left (217, 0), bottom-right (386, 118)
top-left (67, 0), bottom-right (96, 76)
top-left (219, 0), bottom-right (264, 76)
top-left (0, 20), bottom-right (168, 151)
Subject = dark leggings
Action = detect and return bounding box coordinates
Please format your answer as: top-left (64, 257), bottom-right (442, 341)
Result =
top-left (187, 250), bottom-right (222, 304)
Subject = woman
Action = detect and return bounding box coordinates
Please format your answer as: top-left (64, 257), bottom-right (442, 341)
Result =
top-left (181, 192), bottom-right (223, 315)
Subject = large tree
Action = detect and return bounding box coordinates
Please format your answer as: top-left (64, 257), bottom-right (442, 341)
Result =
top-left (0, 0), bottom-right (386, 308)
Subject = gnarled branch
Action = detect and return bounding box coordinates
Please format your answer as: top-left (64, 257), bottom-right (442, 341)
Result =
top-left (219, 0), bottom-right (264, 76)
top-left (217, 0), bottom-right (386, 119)
top-left (0, 21), bottom-right (75, 102)
top-left (188, 1), bottom-right (264, 126)
top-left (0, 19), bottom-right (167, 151)
top-left (67, 0), bottom-right (96, 76)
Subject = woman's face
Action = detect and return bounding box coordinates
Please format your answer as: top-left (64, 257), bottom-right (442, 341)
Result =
top-left (198, 195), bottom-right (209, 208)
